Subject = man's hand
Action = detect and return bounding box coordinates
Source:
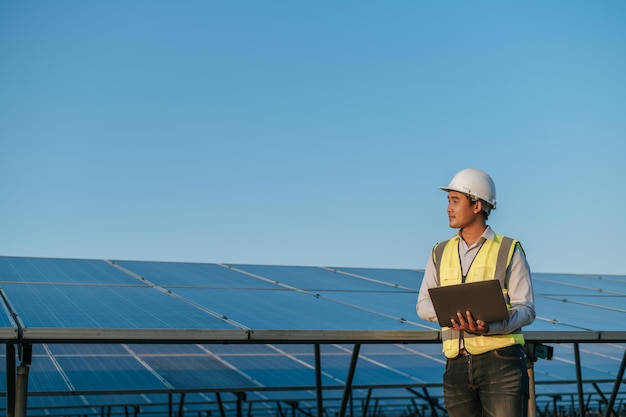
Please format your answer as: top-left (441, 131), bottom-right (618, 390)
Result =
top-left (450, 310), bottom-right (490, 334)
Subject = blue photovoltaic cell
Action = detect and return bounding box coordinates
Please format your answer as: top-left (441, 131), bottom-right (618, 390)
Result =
top-left (293, 343), bottom-right (445, 387)
top-left (533, 279), bottom-right (615, 296)
top-left (320, 351), bottom-right (438, 387)
top-left (532, 297), bottom-right (625, 331)
top-left (26, 395), bottom-right (92, 410)
top-left (533, 273), bottom-right (626, 294)
top-left (212, 354), bottom-right (339, 389)
top-left (139, 355), bottom-right (259, 390)
top-left (201, 343), bottom-right (283, 355)
top-left (0, 257), bottom-right (140, 285)
top-left (0, 283), bottom-right (240, 330)
top-left (333, 267), bottom-right (423, 290)
top-left (171, 287), bottom-right (412, 330)
top-left (115, 260), bottom-right (279, 289)
top-left (126, 343), bottom-right (209, 355)
top-left (540, 294), bottom-right (625, 311)
top-left (316, 291), bottom-right (431, 326)
top-left (26, 355), bottom-right (73, 393)
top-left (268, 343), bottom-right (347, 355)
top-left (54, 355), bottom-right (170, 392)
top-left (362, 345), bottom-right (445, 380)
top-left (0, 299), bottom-right (17, 338)
top-left (254, 390), bottom-right (317, 402)
top-left (531, 343), bottom-right (626, 408)
top-left (46, 344), bottom-right (130, 355)
top-left (80, 393), bottom-right (162, 407)
top-left (229, 264), bottom-right (406, 292)
top-left (524, 318), bottom-right (596, 333)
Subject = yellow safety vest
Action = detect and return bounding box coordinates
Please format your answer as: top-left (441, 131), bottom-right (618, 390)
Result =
top-left (433, 233), bottom-right (525, 358)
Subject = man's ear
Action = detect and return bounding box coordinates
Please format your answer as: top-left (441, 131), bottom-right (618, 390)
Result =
top-left (473, 200), bottom-right (483, 214)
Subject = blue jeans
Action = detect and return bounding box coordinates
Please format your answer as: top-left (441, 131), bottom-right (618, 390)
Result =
top-left (443, 344), bottom-right (529, 417)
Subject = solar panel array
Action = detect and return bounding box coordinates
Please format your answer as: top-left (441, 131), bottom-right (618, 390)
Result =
top-left (0, 256), bottom-right (624, 417)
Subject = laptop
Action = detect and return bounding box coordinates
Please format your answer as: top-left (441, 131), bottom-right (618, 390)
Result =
top-left (428, 280), bottom-right (509, 327)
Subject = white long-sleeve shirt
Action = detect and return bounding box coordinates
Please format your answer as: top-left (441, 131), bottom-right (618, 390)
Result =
top-left (416, 226), bottom-right (536, 335)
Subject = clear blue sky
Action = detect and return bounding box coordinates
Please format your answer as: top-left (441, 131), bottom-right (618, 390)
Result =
top-left (1, 1), bottom-right (625, 275)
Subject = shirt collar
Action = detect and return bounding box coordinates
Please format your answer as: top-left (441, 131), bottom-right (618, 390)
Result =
top-left (455, 225), bottom-right (494, 240)
top-left (482, 225), bottom-right (495, 241)
top-left (455, 225), bottom-right (495, 250)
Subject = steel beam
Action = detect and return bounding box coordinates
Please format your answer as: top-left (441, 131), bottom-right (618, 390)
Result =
top-left (573, 343), bottom-right (585, 417)
top-left (604, 347), bottom-right (626, 417)
top-left (338, 343), bottom-right (361, 417)
top-left (6, 344), bottom-right (15, 417)
top-left (314, 344), bottom-right (323, 417)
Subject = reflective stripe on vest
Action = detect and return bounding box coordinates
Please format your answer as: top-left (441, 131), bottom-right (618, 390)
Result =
top-left (433, 234), bottom-right (525, 358)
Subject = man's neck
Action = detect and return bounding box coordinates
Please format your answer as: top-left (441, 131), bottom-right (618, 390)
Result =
top-left (459, 224), bottom-right (488, 247)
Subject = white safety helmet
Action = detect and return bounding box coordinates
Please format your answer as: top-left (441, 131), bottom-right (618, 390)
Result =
top-left (439, 168), bottom-right (497, 212)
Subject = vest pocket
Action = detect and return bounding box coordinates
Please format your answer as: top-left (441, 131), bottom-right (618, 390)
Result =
top-left (469, 266), bottom-right (494, 281)
top-left (441, 268), bottom-right (460, 285)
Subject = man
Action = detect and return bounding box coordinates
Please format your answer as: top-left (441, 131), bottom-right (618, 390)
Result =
top-left (416, 168), bottom-right (536, 417)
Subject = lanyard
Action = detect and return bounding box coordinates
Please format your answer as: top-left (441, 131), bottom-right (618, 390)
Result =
top-left (459, 238), bottom-right (486, 284)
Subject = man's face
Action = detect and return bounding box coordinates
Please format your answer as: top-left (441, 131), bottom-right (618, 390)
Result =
top-left (446, 191), bottom-right (481, 229)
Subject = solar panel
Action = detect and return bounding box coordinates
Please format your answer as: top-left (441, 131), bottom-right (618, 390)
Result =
top-left (0, 284), bottom-right (243, 331)
top-left (532, 296), bottom-right (626, 332)
top-left (228, 264), bottom-right (413, 292)
top-left (113, 260), bottom-right (279, 289)
top-left (0, 256), bottom-right (625, 417)
top-left (172, 287), bottom-right (411, 330)
top-left (59, 355), bottom-right (172, 393)
top-left (533, 273), bottom-right (626, 294)
top-left (332, 267), bottom-right (423, 289)
top-left (0, 294), bottom-right (18, 341)
top-left (0, 257), bottom-right (139, 284)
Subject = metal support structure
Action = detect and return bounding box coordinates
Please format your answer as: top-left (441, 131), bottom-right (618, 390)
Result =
top-left (361, 388), bottom-right (372, 417)
top-left (6, 343), bottom-right (16, 417)
top-left (178, 392), bottom-right (187, 417)
top-left (526, 341), bottom-right (553, 417)
top-left (14, 365), bottom-right (30, 417)
top-left (406, 386), bottom-right (443, 417)
top-left (371, 399), bottom-right (379, 417)
top-left (338, 343), bottom-right (361, 417)
top-left (552, 395), bottom-right (561, 417)
top-left (276, 401), bottom-right (286, 417)
top-left (421, 387), bottom-right (438, 417)
top-left (283, 401), bottom-right (314, 417)
top-left (6, 343), bottom-right (33, 417)
top-left (409, 398), bottom-right (424, 417)
top-left (236, 392), bottom-right (246, 417)
top-left (314, 344), bottom-right (323, 417)
top-left (573, 343), bottom-right (585, 417)
top-left (592, 382), bottom-right (609, 409)
top-left (216, 392), bottom-right (226, 417)
top-left (528, 360), bottom-right (536, 417)
top-left (349, 394), bottom-right (354, 417)
top-left (605, 347), bottom-right (626, 417)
